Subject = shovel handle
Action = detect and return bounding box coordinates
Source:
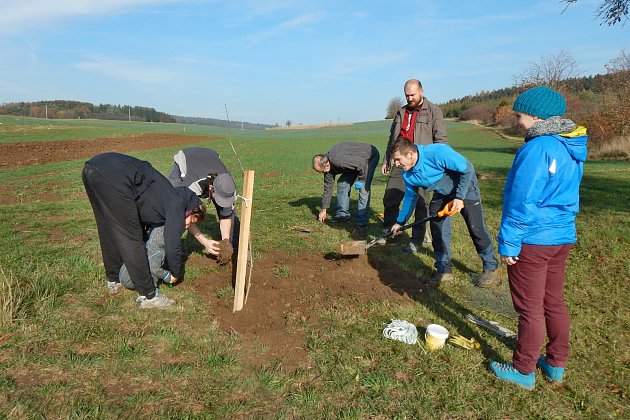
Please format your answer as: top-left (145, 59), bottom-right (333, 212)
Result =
top-left (369, 201), bottom-right (454, 246)
top-left (398, 200), bottom-right (453, 232)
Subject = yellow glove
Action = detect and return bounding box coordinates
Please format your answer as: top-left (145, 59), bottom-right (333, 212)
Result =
top-left (449, 334), bottom-right (480, 350)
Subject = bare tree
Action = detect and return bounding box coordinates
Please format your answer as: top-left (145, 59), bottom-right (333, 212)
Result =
top-left (385, 97), bottom-right (403, 119)
top-left (562, 0), bottom-right (629, 26)
top-left (606, 48), bottom-right (630, 72)
top-left (513, 50), bottom-right (581, 90)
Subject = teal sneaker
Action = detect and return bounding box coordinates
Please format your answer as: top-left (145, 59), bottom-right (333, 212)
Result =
top-left (537, 356), bottom-right (564, 383)
top-left (489, 361), bottom-right (535, 390)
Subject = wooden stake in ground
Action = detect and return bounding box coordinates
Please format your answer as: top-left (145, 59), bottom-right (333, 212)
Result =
top-left (233, 170), bottom-right (254, 312)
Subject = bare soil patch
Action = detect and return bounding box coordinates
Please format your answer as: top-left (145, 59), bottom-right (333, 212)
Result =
top-left (187, 250), bottom-right (420, 370)
top-left (0, 133), bottom-right (220, 169)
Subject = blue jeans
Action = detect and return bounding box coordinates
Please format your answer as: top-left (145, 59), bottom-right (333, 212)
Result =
top-left (429, 188), bottom-right (498, 273)
top-left (335, 148), bottom-right (380, 225)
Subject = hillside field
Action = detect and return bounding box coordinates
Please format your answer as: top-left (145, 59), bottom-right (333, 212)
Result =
top-left (0, 115), bottom-right (628, 418)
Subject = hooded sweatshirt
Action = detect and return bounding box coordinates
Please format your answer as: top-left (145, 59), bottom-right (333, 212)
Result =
top-left (397, 144), bottom-right (476, 224)
top-left (498, 118), bottom-right (588, 256)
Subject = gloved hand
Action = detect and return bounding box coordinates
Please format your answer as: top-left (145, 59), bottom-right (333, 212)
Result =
top-left (354, 181), bottom-right (364, 191)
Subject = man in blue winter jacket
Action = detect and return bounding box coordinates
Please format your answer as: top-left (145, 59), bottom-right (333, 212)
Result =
top-left (389, 138), bottom-right (499, 287)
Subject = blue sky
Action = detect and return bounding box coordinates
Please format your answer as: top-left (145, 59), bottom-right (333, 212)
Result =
top-left (0, 0), bottom-right (627, 125)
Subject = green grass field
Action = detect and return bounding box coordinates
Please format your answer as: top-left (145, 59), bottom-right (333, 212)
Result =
top-left (0, 115), bottom-right (628, 418)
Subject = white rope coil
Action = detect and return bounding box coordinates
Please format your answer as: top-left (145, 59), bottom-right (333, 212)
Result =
top-left (382, 319), bottom-right (418, 344)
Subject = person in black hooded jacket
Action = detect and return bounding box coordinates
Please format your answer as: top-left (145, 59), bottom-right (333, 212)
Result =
top-left (82, 152), bottom-right (206, 309)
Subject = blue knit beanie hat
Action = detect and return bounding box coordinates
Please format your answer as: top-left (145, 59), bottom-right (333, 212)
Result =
top-left (512, 86), bottom-right (566, 119)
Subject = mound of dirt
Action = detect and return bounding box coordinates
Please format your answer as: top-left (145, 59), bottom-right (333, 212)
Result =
top-left (185, 250), bottom-right (423, 371)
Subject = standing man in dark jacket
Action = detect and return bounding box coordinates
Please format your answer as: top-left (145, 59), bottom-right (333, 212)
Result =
top-left (168, 147), bottom-right (238, 256)
top-left (82, 152), bottom-right (206, 309)
top-left (312, 142), bottom-right (380, 238)
top-left (382, 79), bottom-right (448, 253)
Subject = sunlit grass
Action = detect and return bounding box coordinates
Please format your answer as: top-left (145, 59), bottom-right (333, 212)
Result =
top-left (0, 118), bottom-right (627, 417)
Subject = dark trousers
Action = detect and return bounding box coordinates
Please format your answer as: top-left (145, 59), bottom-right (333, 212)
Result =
top-left (383, 165), bottom-right (429, 241)
top-left (428, 192), bottom-right (498, 273)
top-left (509, 244), bottom-right (572, 374)
top-left (82, 163), bottom-right (155, 297)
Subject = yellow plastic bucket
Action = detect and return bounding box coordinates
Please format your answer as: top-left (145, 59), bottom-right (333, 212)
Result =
top-left (425, 324), bottom-right (449, 350)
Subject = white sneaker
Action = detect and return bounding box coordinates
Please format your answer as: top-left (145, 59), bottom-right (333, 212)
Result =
top-left (107, 281), bottom-right (124, 295)
top-left (375, 228), bottom-right (389, 245)
top-left (136, 290), bottom-right (175, 309)
top-left (403, 240), bottom-right (421, 254)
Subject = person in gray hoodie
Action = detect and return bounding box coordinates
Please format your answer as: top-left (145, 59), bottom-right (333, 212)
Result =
top-left (312, 142), bottom-right (380, 237)
top-left (168, 147), bottom-right (238, 256)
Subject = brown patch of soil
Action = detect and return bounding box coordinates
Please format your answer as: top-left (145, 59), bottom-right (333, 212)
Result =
top-left (186, 250), bottom-right (421, 371)
top-left (8, 366), bottom-right (68, 389)
top-left (0, 133), bottom-right (220, 169)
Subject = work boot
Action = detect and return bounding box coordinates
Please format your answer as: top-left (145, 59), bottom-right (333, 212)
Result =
top-left (351, 225), bottom-right (367, 239)
top-left (107, 281), bottom-right (124, 295)
top-left (403, 239), bottom-right (421, 254)
top-left (136, 290), bottom-right (175, 309)
top-left (426, 271), bottom-right (454, 287)
top-left (489, 361), bottom-right (535, 390)
top-left (537, 356), bottom-right (565, 383)
top-left (475, 270), bottom-right (498, 288)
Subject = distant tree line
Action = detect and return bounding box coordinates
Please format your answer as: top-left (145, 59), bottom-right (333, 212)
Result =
top-left (174, 116), bottom-right (273, 130)
top-left (440, 74), bottom-right (609, 120)
top-left (0, 100), bottom-right (176, 123)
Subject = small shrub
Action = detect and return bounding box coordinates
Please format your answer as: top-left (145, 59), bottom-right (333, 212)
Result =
top-left (459, 104), bottom-right (496, 124)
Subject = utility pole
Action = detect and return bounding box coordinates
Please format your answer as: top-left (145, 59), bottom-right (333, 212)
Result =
top-left (45, 105), bottom-right (48, 119)
top-left (128, 107), bottom-right (131, 122)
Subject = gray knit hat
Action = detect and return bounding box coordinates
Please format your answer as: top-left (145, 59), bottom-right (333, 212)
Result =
top-left (513, 86), bottom-right (566, 119)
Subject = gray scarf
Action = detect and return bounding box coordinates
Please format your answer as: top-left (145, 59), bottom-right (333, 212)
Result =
top-left (526, 116), bottom-right (576, 141)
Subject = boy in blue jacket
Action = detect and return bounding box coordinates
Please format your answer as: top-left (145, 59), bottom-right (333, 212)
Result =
top-left (390, 138), bottom-right (498, 287)
top-left (489, 86), bottom-right (588, 390)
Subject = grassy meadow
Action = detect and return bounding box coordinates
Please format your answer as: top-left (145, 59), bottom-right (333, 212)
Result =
top-left (0, 115), bottom-right (628, 418)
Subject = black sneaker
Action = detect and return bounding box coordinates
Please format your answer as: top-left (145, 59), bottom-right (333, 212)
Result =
top-left (351, 225), bottom-right (367, 239)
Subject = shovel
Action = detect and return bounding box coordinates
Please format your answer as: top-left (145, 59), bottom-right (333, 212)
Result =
top-left (335, 201), bottom-right (454, 256)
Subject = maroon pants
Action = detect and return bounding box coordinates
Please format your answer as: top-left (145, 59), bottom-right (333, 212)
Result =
top-left (508, 244), bottom-right (573, 374)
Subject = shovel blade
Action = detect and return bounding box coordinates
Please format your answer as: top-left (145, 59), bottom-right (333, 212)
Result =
top-left (336, 240), bottom-right (367, 255)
